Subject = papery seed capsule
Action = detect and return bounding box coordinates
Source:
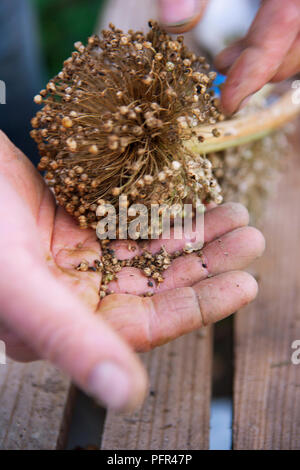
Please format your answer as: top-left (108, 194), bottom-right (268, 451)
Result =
top-left (142, 75), bottom-right (153, 85)
top-left (112, 187), bottom-right (121, 196)
top-left (103, 120), bottom-right (113, 132)
top-left (128, 111), bottom-right (137, 120)
top-left (47, 82), bottom-right (56, 92)
top-left (172, 161), bottom-right (181, 171)
top-left (136, 179), bottom-right (144, 188)
top-left (31, 117), bottom-right (39, 127)
top-left (108, 135), bottom-right (119, 150)
top-left (212, 128), bottom-right (221, 137)
top-left (120, 106), bottom-right (129, 115)
top-left (158, 171), bottom-right (166, 182)
top-left (166, 62), bottom-right (175, 71)
top-left (66, 138), bottom-right (77, 152)
top-left (89, 145), bottom-right (99, 155)
top-left (34, 95), bottom-right (43, 104)
top-left (75, 166), bottom-right (83, 174)
top-left (120, 35), bottom-right (129, 45)
top-left (144, 175), bottom-right (154, 185)
top-left (62, 117), bottom-right (73, 128)
top-left (133, 126), bottom-right (143, 136)
top-left (120, 137), bottom-right (130, 148)
top-left (130, 189), bottom-right (138, 198)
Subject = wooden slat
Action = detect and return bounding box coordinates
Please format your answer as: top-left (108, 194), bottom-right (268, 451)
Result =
top-left (0, 359), bottom-right (72, 449)
top-left (233, 128), bottom-right (300, 449)
top-left (101, 328), bottom-right (213, 450)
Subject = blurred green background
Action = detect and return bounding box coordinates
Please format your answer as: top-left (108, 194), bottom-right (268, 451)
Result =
top-left (32, 0), bottom-right (107, 78)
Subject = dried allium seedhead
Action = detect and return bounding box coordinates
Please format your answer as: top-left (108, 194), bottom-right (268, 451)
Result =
top-left (31, 21), bottom-right (224, 232)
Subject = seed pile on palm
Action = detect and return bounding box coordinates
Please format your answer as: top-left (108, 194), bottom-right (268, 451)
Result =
top-left (31, 21), bottom-right (225, 232)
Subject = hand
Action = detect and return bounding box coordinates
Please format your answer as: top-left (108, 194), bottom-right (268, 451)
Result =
top-left (157, 0), bottom-right (300, 114)
top-left (0, 131), bottom-right (265, 411)
top-left (215, 0), bottom-right (300, 114)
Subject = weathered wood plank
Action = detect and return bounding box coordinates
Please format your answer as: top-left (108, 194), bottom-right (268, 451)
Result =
top-left (233, 128), bottom-right (300, 449)
top-left (0, 359), bottom-right (72, 449)
top-left (101, 328), bottom-right (213, 450)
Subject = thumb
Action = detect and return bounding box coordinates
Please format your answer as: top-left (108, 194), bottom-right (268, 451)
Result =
top-left (0, 256), bottom-right (147, 411)
top-left (157, 0), bottom-right (208, 33)
top-left (0, 175), bottom-right (147, 412)
top-left (0, 139), bottom-right (147, 412)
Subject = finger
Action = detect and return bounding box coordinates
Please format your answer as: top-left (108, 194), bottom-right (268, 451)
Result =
top-left (0, 321), bottom-right (38, 362)
top-left (216, 0), bottom-right (300, 114)
top-left (50, 207), bottom-right (101, 267)
top-left (110, 202), bottom-right (250, 260)
top-left (157, 0), bottom-right (208, 33)
top-left (108, 225), bottom-right (264, 295)
top-left (99, 271), bottom-right (258, 351)
top-left (194, 201), bottom-right (249, 245)
top-left (271, 33), bottom-right (300, 82)
top-left (0, 258), bottom-right (147, 411)
top-left (156, 226), bottom-right (265, 291)
top-left (0, 180), bottom-right (147, 412)
top-left (204, 201), bottom-right (217, 211)
top-left (0, 132), bottom-right (57, 254)
top-left (214, 39), bottom-right (245, 75)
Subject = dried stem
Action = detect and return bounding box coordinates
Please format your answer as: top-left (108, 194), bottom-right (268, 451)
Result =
top-left (185, 90), bottom-right (300, 154)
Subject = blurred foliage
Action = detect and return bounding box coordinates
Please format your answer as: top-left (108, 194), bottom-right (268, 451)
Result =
top-left (32, 0), bottom-right (106, 78)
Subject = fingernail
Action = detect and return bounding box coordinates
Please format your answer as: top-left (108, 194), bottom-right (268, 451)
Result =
top-left (87, 361), bottom-right (131, 411)
top-left (159, 0), bottom-right (198, 27)
top-left (236, 94), bottom-right (254, 112)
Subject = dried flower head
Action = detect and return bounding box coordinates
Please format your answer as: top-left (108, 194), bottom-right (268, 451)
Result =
top-left (31, 21), bottom-right (224, 233)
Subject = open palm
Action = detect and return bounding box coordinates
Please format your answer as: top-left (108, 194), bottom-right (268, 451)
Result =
top-left (0, 131), bottom-right (264, 410)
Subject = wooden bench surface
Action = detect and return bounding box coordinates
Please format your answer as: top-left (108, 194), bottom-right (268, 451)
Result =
top-left (0, 360), bottom-right (72, 449)
top-left (233, 135), bottom-right (300, 450)
top-left (101, 328), bottom-right (213, 450)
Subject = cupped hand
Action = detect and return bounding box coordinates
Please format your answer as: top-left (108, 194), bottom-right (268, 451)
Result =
top-left (0, 131), bottom-right (265, 411)
top-left (157, 0), bottom-right (300, 114)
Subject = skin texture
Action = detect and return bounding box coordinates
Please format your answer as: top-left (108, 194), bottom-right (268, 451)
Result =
top-left (157, 0), bottom-right (300, 114)
top-left (0, 131), bottom-right (265, 410)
